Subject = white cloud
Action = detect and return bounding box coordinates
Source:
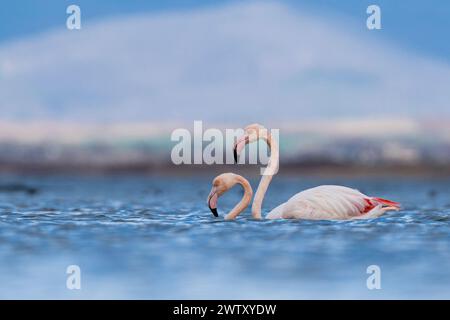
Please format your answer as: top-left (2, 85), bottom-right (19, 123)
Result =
top-left (0, 1), bottom-right (449, 123)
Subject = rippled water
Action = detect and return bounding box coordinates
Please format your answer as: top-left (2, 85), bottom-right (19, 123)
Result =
top-left (0, 174), bottom-right (449, 299)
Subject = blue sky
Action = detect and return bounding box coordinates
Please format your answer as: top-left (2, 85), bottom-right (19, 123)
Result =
top-left (1, 1), bottom-right (449, 123)
top-left (1, 0), bottom-right (450, 64)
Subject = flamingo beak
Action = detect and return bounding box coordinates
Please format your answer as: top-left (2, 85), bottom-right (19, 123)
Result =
top-left (209, 206), bottom-right (218, 217)
top-left (233, 135), bottom-right (249, 163)
top-left (207, 187), bottom-right (219, 217)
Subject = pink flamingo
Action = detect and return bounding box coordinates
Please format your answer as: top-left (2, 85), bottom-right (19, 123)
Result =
top-left (207, 173), bottom-right (253, 220)
top-left (207, 124), bottom-right (400, 220)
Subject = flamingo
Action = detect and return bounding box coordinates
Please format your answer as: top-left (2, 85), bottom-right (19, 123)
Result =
top-left (207, 173), bottom-right (253, 220)
top-left (208, 124), bottom-right (400, 220)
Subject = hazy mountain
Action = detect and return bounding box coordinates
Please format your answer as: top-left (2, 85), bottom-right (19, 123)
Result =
top-left (0, 2), bottom-right (449, 123)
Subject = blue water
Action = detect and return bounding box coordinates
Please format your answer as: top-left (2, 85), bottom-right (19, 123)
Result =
top-left (0, 174), bottom-right (449, 299)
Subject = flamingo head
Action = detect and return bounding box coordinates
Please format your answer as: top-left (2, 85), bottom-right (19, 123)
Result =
top-left (233, 123), bottom-right (268, 163)
top-left (207, 173), bottom-right (239, 217)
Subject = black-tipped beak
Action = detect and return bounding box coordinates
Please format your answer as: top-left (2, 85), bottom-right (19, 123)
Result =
top-left (233, 135), bottom-right (249, 164)
top-left (209, 206), bottom-right (218, 217)
top-left (208, 199), bottom-right (218, 217)
top-left (207, 187), bottom-right (219, 217)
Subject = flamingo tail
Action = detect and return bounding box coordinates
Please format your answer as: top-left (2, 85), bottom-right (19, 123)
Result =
top-left (372, 197), bottom-right (400, 209)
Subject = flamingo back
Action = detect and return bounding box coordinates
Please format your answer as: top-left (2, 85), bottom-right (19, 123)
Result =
top-left (273, 185), bottom-right (372, 220)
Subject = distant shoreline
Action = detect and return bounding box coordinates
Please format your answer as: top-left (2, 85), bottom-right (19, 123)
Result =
top-left (1, 163), bottom-right (449, 178)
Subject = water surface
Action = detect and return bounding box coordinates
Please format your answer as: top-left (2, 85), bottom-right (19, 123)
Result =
top-left (0, 174), bottom-right (449, 299)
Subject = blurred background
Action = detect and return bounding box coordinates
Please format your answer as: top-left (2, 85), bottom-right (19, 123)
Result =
top-left (1, 1), bottom-right (450, 300)
top-left (0, 0), bottom-right (449, 175)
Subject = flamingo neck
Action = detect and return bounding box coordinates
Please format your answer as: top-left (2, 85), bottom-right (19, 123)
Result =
top-left (251, 134), bottom-right (279, 219)
top-left (224, 175), bottom-right (253, 220)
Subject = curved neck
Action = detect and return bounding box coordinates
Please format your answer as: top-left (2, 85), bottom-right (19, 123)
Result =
top-left (224, 175), bottom-right (253, 220)
top-left (251, 134), bottom-right (279, 219)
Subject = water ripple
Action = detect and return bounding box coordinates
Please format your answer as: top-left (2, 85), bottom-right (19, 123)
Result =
top-left (0, 175), bottom-right (449, 298)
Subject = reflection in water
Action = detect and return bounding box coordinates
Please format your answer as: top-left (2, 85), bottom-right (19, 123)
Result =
top-left (0, 175), bottom-right (449, 299)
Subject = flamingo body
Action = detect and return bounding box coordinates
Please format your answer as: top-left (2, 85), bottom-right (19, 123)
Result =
top-left (266, 185), bottom-right (399, 220)
top-left (208, 124), bottom-right (401, 220)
